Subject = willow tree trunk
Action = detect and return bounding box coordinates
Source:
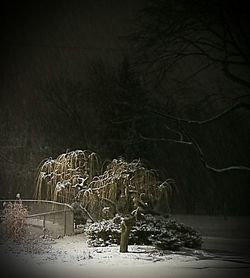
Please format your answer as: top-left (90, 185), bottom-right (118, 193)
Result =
top-left (120, 216), bottom-right (135, 252)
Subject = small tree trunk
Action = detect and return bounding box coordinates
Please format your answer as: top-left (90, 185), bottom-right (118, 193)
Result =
top-left (120, 216), bottom-right (135, 252)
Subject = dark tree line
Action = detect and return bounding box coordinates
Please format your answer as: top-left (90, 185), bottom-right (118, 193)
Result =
top-left (0, 0), bottom-right (249, 215)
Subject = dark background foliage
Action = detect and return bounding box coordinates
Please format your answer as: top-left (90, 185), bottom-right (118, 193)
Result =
top-left (0, 0), bottom-right (249, 215)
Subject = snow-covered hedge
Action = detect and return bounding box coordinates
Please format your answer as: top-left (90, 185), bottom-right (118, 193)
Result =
top-left (86, 214), bottom-right (202, 250)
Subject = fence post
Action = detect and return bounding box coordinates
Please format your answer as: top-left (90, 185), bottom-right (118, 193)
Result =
top-left (43, 215), bottom-right (46, 238)
top-left (64, 210), bottom-right (67, 236)
top-left (43, 215), bottom-right (45, 229)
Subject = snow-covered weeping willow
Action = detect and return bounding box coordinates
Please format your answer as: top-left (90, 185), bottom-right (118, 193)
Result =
top-left (34, 150), bottom-right (174, 220)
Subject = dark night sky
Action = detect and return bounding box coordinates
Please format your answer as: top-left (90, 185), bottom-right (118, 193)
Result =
top-left (0, 1), bottom-right (140, 116)
top-left (0, 0), bottom-right (248, 105)
top-left (0, 1), bottom-right (138, 78)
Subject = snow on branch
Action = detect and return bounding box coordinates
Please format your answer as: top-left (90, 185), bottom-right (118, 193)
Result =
top-left (185, 132), bottom-right (250, 173)
top-left (139, 134), bottom-right (192, 145)
top-left (141, 102), bottom-right (250, 172)
top-left (147, 101), bottom-right (250, 125)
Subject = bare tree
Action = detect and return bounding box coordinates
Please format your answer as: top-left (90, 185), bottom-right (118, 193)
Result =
top-left (130, 0), bottom-right (250, 89)
top-left (127, 0), bottom-right (250, 173)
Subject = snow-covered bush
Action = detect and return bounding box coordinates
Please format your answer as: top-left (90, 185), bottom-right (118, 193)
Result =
top-left (3, 201), bottom-right (28, 240)
top-left (86, 214), bottom-right (202, 250)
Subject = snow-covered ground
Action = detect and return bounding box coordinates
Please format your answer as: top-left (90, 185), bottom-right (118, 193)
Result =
top-left (1, 215), bottom-right (250, 278)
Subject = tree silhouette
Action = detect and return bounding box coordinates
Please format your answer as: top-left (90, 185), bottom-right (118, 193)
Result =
top-left (129, 0), bottom-right (250, 173)
top-left (131, 0), bottom-right (250, 89)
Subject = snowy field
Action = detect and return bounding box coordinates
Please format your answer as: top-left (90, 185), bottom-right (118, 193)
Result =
top-left (1, 215), bottom-right (250, 278)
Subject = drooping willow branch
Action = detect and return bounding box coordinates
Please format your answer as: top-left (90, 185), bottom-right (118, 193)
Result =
top-left (35, 150), bottom-right (173, 220)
